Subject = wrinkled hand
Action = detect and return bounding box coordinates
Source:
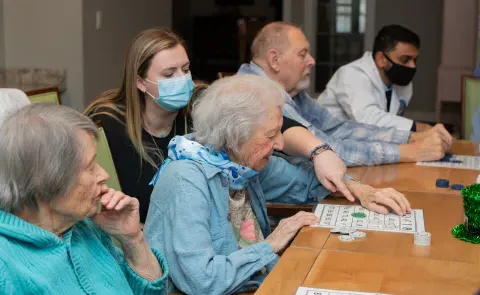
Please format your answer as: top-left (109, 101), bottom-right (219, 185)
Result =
top-left (356, 186), bottom-right (411, 216)
top-left (92, 185), bottom-right (142, 243)
top-left (412, 124), bottom-right (453, 149)
top-left (313, 150), bottom-right (354, 202)
top-left (414, 131), bottom-right (448, 161)
top-left (415, 122), bottom-right (433, 132)
top-left (265, 211), bottom-right (319, 253)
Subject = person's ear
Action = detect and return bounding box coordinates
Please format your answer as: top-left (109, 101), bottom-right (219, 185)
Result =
top-left (374, 51), bottom-right (388, 68)
top-left (136, 76), bottom-right (147, 93)
top-left (266, 49), bottom-right (282, 73)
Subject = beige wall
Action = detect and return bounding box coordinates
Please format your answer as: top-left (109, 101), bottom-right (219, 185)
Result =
top-left (3, 0), bottom-right (84, 110)
top-left (0, 0), bottom-right (5, 67)
top-left (82, 0), bottom-right (172, 107)
top-left (375, 0), bottom-right (443, 114)
top-left (290, 0), bottom-right (305, 27)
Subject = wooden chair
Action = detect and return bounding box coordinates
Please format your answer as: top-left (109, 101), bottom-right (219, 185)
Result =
top-left (95, 127), bottom-right (122, 192)
top-left (94, 126), bottom-right (124, 247)
top-left (265, 191), bottom-right (346, 219)
top-left (461, 75), bottom-right (480, 139)
top-left (266, 203), bottom-right (314, 218)
top-left (27, 87), bottom-right (61, 104)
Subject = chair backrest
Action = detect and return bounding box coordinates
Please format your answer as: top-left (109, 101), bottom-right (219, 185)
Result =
top-left (266, 203), bottom-right (314, 218)
top-left (95, 127), bottom-right (122, 192)
top-left (28, 89), bottom-right (60, 105)
top-left (461, 75), bottom-right (480, 139)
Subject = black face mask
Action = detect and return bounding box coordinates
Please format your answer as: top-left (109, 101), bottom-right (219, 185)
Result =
top-left (382, 52), bottom-right (417, 86)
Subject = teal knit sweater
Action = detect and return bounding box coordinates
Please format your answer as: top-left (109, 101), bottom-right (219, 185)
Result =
top-left (0, 210), bottom-right (168, 294)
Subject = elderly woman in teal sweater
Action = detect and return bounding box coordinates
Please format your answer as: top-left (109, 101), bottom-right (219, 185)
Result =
top-left (144, 74), bottom-right (411, 295)
top-left (0, 104), bottom-right (167, 294)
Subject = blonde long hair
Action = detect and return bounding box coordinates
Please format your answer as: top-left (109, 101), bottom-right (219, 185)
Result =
top-left (85, 28), bottom-right (184, 168)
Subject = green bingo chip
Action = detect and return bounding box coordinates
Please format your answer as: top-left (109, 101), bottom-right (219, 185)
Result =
top-left (351, 212), bottom-right (367, 218)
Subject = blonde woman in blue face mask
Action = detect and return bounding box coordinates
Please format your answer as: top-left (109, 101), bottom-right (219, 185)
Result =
top-left (86, 27), bottom-right (357, 223)
top-left (85, 28), bottom-right (195, 223)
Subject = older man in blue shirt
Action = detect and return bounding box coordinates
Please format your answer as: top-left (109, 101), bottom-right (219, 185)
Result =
top-left (237, 22), bottom-right (453, 166)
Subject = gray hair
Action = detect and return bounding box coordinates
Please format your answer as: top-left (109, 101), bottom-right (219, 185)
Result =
top-left (0, 103), bottom-right (98, 212)
top-left (251, 21), bottom-right (300, 59)
top-left (192, 74), bottom-right (285, 154)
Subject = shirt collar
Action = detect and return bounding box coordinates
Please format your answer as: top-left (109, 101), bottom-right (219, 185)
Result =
top-left (384, 83), bottom-right (392, 92)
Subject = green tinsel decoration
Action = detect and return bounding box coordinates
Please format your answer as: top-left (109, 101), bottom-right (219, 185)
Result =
top-left (452, 183), bottom-right (480, 244)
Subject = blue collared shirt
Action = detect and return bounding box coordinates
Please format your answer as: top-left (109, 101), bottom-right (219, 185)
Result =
top-left (237, 62), bottom-right (411, 166)
top-left (144, 155), bottom-right (331, 295)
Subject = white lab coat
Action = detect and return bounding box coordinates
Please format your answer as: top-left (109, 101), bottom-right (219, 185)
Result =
top-left (317, 51), bottom-right (414, 131)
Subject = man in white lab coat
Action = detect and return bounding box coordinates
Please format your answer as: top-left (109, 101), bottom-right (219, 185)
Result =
top-left (318, 25), bottom-right (430, 132)
top-left (237, 22), bottom-right (453, 167)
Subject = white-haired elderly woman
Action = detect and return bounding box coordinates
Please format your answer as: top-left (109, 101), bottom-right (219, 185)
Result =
top-left (0, 104), bottom-right (168, 294)
top-left (144, 74), bottom-right (411, 295)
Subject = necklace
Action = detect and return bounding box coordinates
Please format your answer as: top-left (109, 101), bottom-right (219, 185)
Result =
top-left (144, 119), bottom-right (176, 152)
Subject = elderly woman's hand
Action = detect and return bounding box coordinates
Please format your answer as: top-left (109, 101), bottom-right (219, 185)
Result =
top-left (345, 181), bottom-right (412, 216)
top-left (265, 211), bottom-right (319, 253)
top-left (313, 150), bottom-right (354, 202)
top-left (92, 186), bottom-right (142, 243)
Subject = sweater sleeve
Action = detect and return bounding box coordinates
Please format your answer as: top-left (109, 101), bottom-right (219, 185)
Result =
top-left (93, 221), bottom-right (169, 295)
top-left (113, 247), bottom-right (169, 295)
top-left (0, 260), bottom-right (17, 294)
top-left (259, 155), bottom-right (332, 204)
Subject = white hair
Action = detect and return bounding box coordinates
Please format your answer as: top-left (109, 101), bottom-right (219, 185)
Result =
top-left (0, 88), bottom-right (31, 124)
top-left (0, 103), bottom-right (98, 212)
top-left (192, 74), bottom-right (285, 154)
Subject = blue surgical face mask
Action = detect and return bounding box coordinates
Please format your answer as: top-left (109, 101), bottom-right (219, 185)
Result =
top-left (144, 72), bottom-right (194, 111)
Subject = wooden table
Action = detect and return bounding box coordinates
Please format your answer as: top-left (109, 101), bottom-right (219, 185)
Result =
top-left (318, 191), bottom-right (480, 265)
top-left (450, 140), bottom-right (479, 155)
top-left (358, 140), bottom-right (479, 195)
top-left (359, 162), bottom-right (477, 195)
top-left (302, 250), bottom-right (480, 295)
top-left (257, 191), bottom-right (480, 295)
top-left (255, 247), bottom-right (321, 295)
top-left (257, 141), bottom-right (480, 295)
top-left (257, 249), bottom-right (480, 295)
top-left (290, 191), bottom-right (480, 263)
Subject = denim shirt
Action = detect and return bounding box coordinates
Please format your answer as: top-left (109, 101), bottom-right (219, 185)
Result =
top-left (143, 155), bottom-right (331, 295)
top-left (237, 62), bottom-right (411, 166)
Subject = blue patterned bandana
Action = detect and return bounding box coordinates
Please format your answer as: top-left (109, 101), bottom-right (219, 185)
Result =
top-left (150, 135), bottom-right (259, 190)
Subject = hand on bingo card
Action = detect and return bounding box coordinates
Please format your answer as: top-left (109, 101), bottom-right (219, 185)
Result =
top-left (355, 185), bottom-right (412, 216)
top-left (265, 211), bottom-right (319, 253)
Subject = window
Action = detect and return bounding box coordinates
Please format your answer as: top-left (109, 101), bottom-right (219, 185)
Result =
top-left (315, 0), bottom-right (366, 92)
